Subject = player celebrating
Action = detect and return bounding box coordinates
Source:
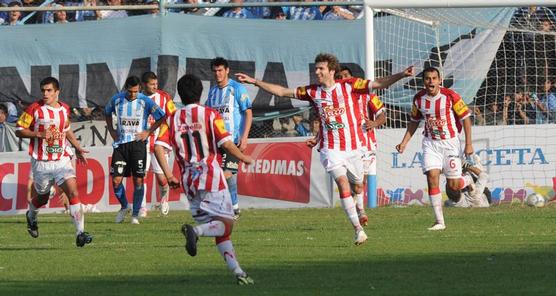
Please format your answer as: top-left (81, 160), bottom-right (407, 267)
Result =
top-left (236, 53), bottom-right (413, 245)
top-left (206, 57), bottom-right (253, 219)
top-left (154, 74), bottom-right (255, 285)
top-left (16, 77), bottom-right (92, 247)
top-left (140, 71), bottom-right (177, 216)
top-left (396, 67), bottom-right (474, 230)
top-left (338, 66), bottom-right (386, 226)
top-left (105, 76), bottom-right (166, 225)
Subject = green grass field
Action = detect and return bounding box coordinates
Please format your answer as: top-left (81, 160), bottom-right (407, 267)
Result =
top-left (1, 205), bottom-right (555, 296)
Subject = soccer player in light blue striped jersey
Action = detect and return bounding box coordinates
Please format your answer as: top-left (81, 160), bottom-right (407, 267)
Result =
top-left (206, 57), bottom-right (253, 219)
top-left (105, 76), bottom-right (166, 224)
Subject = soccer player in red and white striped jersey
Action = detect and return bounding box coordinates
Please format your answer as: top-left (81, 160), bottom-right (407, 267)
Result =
top-left (15, 77), bottom-right (93, 247)
top-left (396, 67), bottom-right (474, 231)
top-left (154, 74), bottom-right (255, 285)
top-left (338, 66), bottom-right (386, 227)
top-left (236, 53), bottom-right (413, 245)
top-left (140, 71), bottom-right (177, 217)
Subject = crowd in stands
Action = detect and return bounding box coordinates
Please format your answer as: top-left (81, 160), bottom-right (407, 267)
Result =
top-left (0, 0), bottom-right (365, 24)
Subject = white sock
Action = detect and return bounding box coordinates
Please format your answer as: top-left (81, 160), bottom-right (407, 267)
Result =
top-left (217, 239), bottom-right (245, 276)
top-left (355, 192), bottom-right (365, 212)
top-left (141, 184), bottom-right (147, 208)
top-left (430, 193), bottom-right (445, 225)
top-left (69, 203), bottom-right (85, 234)
top-left (341, 197), bottom-right (361, 230)
top-left (160, 184), bottom-right (169, 202)
top-left (194, 220), bottom-right (225, 237)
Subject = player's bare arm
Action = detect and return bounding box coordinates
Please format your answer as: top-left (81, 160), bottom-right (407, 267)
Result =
top-left (65, 125), bottom-right (89, 164)
top-left (371, 66), bottom-right (415, 90)
top-left (235, 73), bottom-right (296, 98)
top-left (396, 120), bottom-right (419, 153)
top-left (462, 117), bottom-right (474, 156)
top-left (365, 112), bottom-right (386, 130)
top-left (105, 115), bottom-right (118, 141)
top-left (238, 109), bottom-right (252, 152)
top-left (153, 144), bottom-right (180, 188)
top-left (136, 116), bottom-right (165, 142)
top-left (221, 140), bottom-right (254, 165)
top-left (15, 128), bottom-right (46, 139)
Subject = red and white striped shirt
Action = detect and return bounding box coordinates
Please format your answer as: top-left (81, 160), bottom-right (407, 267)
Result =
top-left (147, 90), bottom-right (176, 152)
top-left (16, 101), bottom-right (71, 161)
top-left (359, 93), bottom-right (384, 151)
top-left (296, 78), bottom-right (372, 152)
top-left (157, 104), bottom-right (232, 196)
top-left (410, 87), bottom-right (470, 140)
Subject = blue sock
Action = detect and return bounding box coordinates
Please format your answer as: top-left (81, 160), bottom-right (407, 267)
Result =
top-left (114, 183), bottom-right (128, 209)
top-left (227, 174), bottom-right (238, 208)
top-left (132, 184), bottom-right (144, 217)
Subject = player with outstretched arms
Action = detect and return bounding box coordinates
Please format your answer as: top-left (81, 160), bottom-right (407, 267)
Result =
top-left (105, 76), bottom-right (166, 225)
top-left (396, 67), bottom-right (474, 230)
top-left (154, 74), bottom-right (255, 285)
top-left (140, 71), bottom-right (177, 216)
top-left (16, 77), bottom-right (92, 247)
top-left (236, 53), bottom-right (413, 245)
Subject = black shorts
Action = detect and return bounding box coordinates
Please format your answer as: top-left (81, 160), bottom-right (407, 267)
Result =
top-left (220, 150), bottom-right (240, 174)
top-left (111, 141), bottom-right (147, 177)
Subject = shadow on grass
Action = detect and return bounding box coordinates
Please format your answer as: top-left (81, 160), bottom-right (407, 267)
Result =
top-left (1, 249), bottom-right (554, 296)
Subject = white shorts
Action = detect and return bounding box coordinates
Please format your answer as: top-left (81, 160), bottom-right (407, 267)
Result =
top-left (31, 157), bottom-right (75, 195)
top-left (189, 189), bottom-right (234, 224)
top-left (422, 137), bottom-right (462, 179)
top-left (320, 148), bottom-right (365, 184)
top-left (146, 151), bottom-right (168, 174)
top-left (362, 149), bottom-right (377, 175)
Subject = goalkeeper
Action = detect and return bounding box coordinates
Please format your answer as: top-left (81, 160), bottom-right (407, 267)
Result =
top-left (445, 155), bottom-right (491, 208)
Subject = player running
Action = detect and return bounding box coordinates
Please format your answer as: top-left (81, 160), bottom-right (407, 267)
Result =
top-left (16, 76), bottom-right (92, 247)
top-left (154, 74), bottom-right (255, 285)
top-left (396, 67), bottom-right (474, 230)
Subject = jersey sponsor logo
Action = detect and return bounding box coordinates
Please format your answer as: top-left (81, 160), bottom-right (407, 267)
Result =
top-left (179, 122), bottom-right (202, 133)
top-left (45, 124), bottom-right (65, 154)
top-left (121, 118), bottom-right (141, 127)
top-left (214, 106), bottom-right (230, 114)
top-left (425, 118), bottom-right (447, 129)
top-left (326, 121), bottom-right (345, 130)
top-left (322, 106), bottom-right (345, 118)
top-left (453, 100), bottom-right (468, 116)
top-left (150, 105), bottom-right (159, 115)
top-left (17, 112), bottom-right (33, 128)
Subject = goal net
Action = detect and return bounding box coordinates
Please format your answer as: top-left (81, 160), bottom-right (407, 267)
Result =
top-left (374, 6), bottom-right (556, 206)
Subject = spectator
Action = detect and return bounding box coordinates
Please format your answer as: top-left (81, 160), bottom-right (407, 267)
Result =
top-left (3, 1), bottom-right (22, 26)
top-left (145, 0), bottom-right (159, 14)
top-left (538, 79), bottom-right (556, 123)
top-left (97, 0), bottom-right (128, 20)
top-left (505, 90), bottom-right (536, 125)
top-left (222, 0), bottom-right (255, 19)
top-left (483, 101), bottom-right (504, 125)
top-left (292, 113), bottom-right (310, 136)
top-left (0, 0), bottom-right (10, 24)
top-left (245, 0), bottom-right (270, 19)
top-left (2, 101), bottom-right (18, 123)
top-left (54, 4), bottom-right (69, 23)
top-left (287, 0), bottom-right (323, 20)
top-left (270, 6), bottom-right (285, 20)
top-left (308, 117), bottom-right (319, 136)
top-left (0, 103), bottom-right (8, 152)
top-left (20, 0), bottom-right (39, 24)
top-left (183, 0), bottom-right (209, 15)
top-left (75, 0), bottom-right (98, 21)
top-left (323, 0), bottom-right (355, 21)
top-left (471, 105), bottom-right (485, 126)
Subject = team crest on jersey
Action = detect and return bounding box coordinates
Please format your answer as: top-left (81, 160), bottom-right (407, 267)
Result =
top-left (453, 100), bottom-right (468, 116)
top-left (45, 124), bottom-right (65, 154)
top-left (240, 93), bottom-right (249, 102)
top-left (322, 105), bottom-right (345, 118)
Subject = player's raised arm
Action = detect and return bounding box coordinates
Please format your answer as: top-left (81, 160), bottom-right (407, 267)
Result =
top-left (235, 73), bottom-right (296, 98)
top-left (372, 66), bottom-right (415, 90)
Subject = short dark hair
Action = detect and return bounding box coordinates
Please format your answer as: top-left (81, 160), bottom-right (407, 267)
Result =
top-left (0, 103), bottom-right (8, 115)
top-left (315, 53), bottom-right (340, 74)
top-left (177, 74), bottom-right (203, 105)
top-left (124, 76), bottom-right (141, 89)
top-left (141, 71), bottom-right (157, 83)
top-left (8, 1), bottom-right (21, 7)
top-left (445, 184), bottom-right (461, 202)
top-left (210, 57), bottom-right (229, 69)
top-left (40, 77), bottom-right (60, 90)
top-left (340, 66), bottom-right (353, 76)
top-left (422, 67), bottom-right (441, 79)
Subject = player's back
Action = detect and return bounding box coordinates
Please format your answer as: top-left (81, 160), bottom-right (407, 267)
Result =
top-left (166, 104), bottom-right (231, 193)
